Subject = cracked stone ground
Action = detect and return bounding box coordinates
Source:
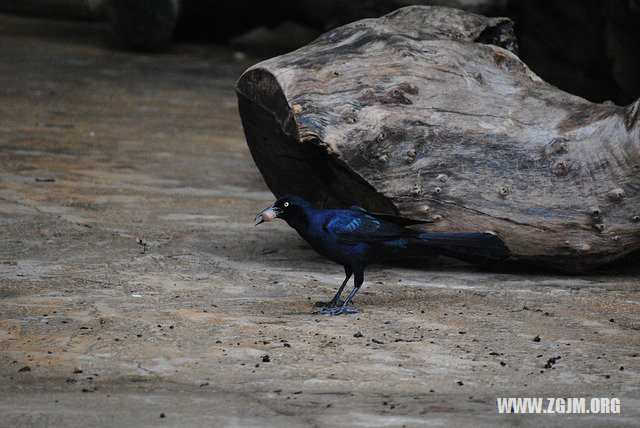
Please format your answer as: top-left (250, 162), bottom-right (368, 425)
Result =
top-left (0, 14), bottom-right (639, 427)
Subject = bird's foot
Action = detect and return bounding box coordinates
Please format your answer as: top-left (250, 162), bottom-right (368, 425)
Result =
top-left (318, 306), bottom-right (362, 316)
top-left (313, 299), bottom-right (345, 308)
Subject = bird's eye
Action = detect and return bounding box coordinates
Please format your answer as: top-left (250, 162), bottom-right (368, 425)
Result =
top-left (283, 202), bottom-right (289, 207)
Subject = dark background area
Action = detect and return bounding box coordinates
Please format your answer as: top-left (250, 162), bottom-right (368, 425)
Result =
top-left (1, 0), bottom-right (638, 105)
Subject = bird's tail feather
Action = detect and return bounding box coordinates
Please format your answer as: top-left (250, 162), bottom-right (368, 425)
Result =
top-left (411, 232), bottom-right (509, 260)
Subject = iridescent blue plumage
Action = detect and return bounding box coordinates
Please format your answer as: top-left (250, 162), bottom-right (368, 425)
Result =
top-left (255, 195), bottom-right (509, 315)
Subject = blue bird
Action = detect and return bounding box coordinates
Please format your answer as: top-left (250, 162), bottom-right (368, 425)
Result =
top-left (255, 195), bottom-right (509, 315)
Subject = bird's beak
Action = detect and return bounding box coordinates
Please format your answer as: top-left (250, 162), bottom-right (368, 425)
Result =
top-left (254, 204), bottom-right (282, 226)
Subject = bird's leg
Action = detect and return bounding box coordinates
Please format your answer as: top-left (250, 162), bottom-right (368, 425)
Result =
top-left (314, 268), bottom-right (352, 308)
top-left (320, 285), bottom-right (361, 315)
top-left (320, 269), bottom-right (363, 315)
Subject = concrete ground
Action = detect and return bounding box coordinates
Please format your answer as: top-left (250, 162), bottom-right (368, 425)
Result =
top-left (0, 14), bottom-right (639, 427)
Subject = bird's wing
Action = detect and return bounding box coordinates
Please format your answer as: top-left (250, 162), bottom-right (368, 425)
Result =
top-left (350, 205), bottom-right (428, 226)
top-left (324, 211), bottom-right (407, 245)
top-left (325, 209), bottom-right (510, 259)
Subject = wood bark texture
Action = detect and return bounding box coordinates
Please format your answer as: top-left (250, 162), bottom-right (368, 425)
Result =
top-left (236, 6), bottom-right (640, 272)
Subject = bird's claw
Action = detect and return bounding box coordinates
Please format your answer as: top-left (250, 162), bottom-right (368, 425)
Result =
top-left (313, 299), bottom-right (345, 308)
top-left (317, 306), bottom-right (362, 316)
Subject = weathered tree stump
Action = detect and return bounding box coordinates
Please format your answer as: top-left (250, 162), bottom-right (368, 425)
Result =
top-left (236, 6), bottom-right (640, 272)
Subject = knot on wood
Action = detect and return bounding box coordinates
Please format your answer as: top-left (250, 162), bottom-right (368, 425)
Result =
top-left (589, 207), bottom-right (602, 219)
top-left (547, 138), bottom-right (568, 155)
top-left (576, 244), bottom-right (591, 254)
top-left (433, 187), bottom-right (442, 195)
top-left (404, 148), bottom-right (416, 164)
top-left (497, 186), bottom-right (509, 197)
top-left (592, 223), bottom-right (605, 232)
top-left (607, 188), bottom-right (625, 202)
top-left (437, 174), bottom-right (448, 183)
top-left (341, 108), bottom-right (358, 124)
top-left (381, 88), bottom-right (413, 105)
top-left (358, 88), bottom-right (377, 105)
top-left (397, 83), bottom-right (418, 95)
top-left (357, 84), bottom-right (417, 106)
top-left (632, 215), bottom-right (640, 222)
top-left (492, 51), bottom-right (521, 71)
top-left (552, 159), bottom-right (571, 176)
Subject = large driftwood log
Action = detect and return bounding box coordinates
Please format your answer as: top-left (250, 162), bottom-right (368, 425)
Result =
top-left (236, 6), bottom-right (640, 272)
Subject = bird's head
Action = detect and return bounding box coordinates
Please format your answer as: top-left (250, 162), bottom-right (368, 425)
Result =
top-left (254, 195), bottom-right (311, 227)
